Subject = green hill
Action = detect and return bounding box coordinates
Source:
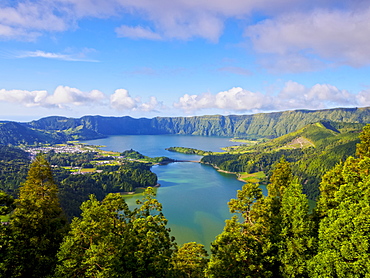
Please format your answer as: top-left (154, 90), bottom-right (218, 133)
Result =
top-left (201, 121), bottom-right (363, 199)
top-left (0, 122), bottom-right (65, 145)
top-left (26, 107), bottom-right (370, 140)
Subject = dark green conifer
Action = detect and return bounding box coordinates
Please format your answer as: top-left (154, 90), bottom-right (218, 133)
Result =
top-left (3, 155), bottom-right (68, 277)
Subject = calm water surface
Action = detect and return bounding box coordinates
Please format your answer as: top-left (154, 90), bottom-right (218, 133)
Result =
top-left (83, 135), bottom-right (245, 249)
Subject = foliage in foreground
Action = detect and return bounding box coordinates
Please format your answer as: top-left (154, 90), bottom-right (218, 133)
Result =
top-left (0, 155), bottom-right (68, 277)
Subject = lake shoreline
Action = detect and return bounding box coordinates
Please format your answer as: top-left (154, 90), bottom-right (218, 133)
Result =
top-left (81, 134), bottom-right (246, 248)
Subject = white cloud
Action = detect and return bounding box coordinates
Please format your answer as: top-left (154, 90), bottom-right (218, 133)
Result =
top-left (110, 89), bottom-right (138, 110)
top-left (246, 7), bottom-right (370, 68)
top-left (47, 86), bottom-right (105, 108)
top-left (0, 1), bottom-right (67, 40)
top-left (174, 93), bottom-right (213, 111)
top-left (2, 0), bottom-right (369, 71)
top-left (0, 0), bottom-right (326, 42)
top-left (16, 50), bottom-right (99, 62)
top-left (174, 82), bottom-right (362, 113)
top-left (0, 86), bottom-right (105, 108)
top-left (174, 87), bottom-right (272, 112)
top-left (0, 24), bottom-right (40, 40)
top-left (356, 89), bottom-right (370, 106)
top-left (215, 88), bottom-right (270, 110)
top-left (110, 89), bottom-right (161, 111)
top-left (307, 84), bottom-right (352, 105)
top-left (274, 81), bottom-right (356, 110)
top-left (139, 96), bottom-right (162, 112)
top-left (0, 89), bottom-right (48, 107)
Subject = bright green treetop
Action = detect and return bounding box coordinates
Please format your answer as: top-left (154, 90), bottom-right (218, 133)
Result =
top-left (56, 187), bottom-right (176, 278)
top-left (310, 124), bottom-right (370, 277)
top-left (279, 180), bottom-right (314, 278)
top-left (55, 193), bottom-right (132, 278)
top-left (172, 242), bottom-right (209, 278)
top-left (356, 124), bottom-right (370, 159)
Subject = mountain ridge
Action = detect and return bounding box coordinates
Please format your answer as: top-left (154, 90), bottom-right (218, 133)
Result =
top-left (2, 106), bottom-right (370, 145)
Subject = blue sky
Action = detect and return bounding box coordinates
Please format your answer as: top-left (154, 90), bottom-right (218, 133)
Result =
top-left (1, 0), bottom-right (370, 121)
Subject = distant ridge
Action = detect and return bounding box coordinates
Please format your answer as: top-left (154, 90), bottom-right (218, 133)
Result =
top-left (2, 107), bottom-right (370, 145)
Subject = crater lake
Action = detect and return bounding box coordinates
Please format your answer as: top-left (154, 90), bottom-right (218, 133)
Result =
top-left (83, 135), bottom-right (245, 249)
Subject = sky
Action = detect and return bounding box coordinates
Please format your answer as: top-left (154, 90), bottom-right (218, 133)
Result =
top-left (1, 0), bottom-right (370, 122)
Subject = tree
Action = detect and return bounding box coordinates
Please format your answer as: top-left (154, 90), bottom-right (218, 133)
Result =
top-left (0, 191), bottom-right (15, 274)
top-left (310, 125), bottom-right (370, 277)
top-left (208, 158), bottom-right (310, 278)
top-left (3, 155), bottom-right (68, 278)
top-left (278, 181), bottom-right (314, 277)
top-left (309, 157), bottom-right (370, 277)
top-left (207, 183), bottom-right (266, 277)
top-left (56, 187), bottom-right (176, 278)
top-left (247, 157), bottom-right (293, 277)
top-left (128, 187), bottom-right (176, 277)
top-left (356, 124), bottom-right (370, 159)
top-left (55, 193), bottom-right (132, 278)
top-left (172, 242), bottom-right (209, 278)
top-left (0, 190), bottom-right (14, 216)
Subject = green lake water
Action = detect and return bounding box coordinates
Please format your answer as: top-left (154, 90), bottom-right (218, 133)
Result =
top-left (83, 135), bottom-right (246, 249)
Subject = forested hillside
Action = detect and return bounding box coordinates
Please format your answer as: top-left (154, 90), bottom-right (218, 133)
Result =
top-left (0, 122), bottom-right (65, 145)
top-left (1, 107), bottom-right (370, 145)
top-left (201, 121), bottom-right (363, 199)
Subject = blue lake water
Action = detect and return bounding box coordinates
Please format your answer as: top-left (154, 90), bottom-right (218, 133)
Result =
top-left (83, 135), bottom-right (245, 249)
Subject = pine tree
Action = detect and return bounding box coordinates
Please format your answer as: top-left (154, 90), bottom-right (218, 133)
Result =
top-left (3, 154), bottom-right (68, 277)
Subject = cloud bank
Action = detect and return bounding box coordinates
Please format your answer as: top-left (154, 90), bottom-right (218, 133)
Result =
top-left (173, 82), bottom-right (363, 113)
top-left (1, 1), bottom-right (369, 68)
top-left (0, 86), bottom-right (162, 112)
top-left (246, 7), bottom-right (370, 68)
top-left (1, 82), bottom-right (369, 115)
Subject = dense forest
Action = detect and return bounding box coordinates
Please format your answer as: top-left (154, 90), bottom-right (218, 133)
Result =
top-left (2, 107), bottom-right (370, 145)
top-left (0, 146), bottom-right (158, 220)
top-left (1, 125), bottom-right (370, 277)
